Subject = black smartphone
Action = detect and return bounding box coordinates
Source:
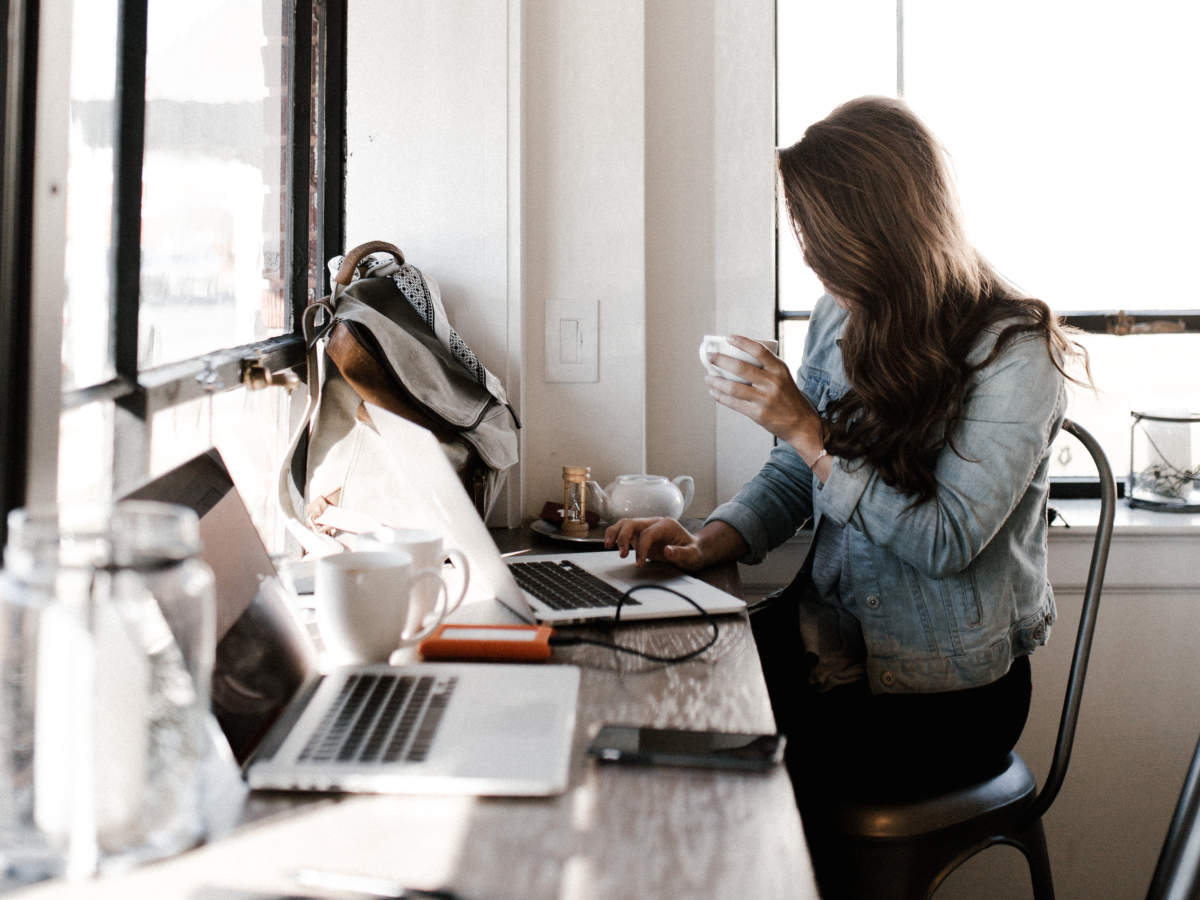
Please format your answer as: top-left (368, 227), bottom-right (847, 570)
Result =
top-left (586, 724), bottom-right (786, 772)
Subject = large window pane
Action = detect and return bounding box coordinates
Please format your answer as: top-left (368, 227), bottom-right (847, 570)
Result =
top-left (1053, 333), bottom-right (1198, 479)
top-left (149, 386), bottom-right (294, 553)
top-left (55, 0), bottom-right (325, 517)
top-left (776, 1), bottom-right (896, 317)
top-left (58, 403), bottom-right (115, 504)
top-left (902, 0), bottom-right (1199, 476)
top-left (62, 0), bottom-right (119, 392)
top-left (776, 1), bottom-right (1200, 483)
top-left (904, 0), bottom-right (1200, 313)
top-left (139, 0), bottom-right (290, 369)
top-left (779, 319), bottom-right (809, 377)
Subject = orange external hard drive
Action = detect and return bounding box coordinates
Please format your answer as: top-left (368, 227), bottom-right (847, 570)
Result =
top-left (418, 623), bottom-right (554, 662)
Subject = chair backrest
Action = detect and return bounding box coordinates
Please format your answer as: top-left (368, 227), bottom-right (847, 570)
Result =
top-left (1027, 418), bottom-right (1116, 821)
top-left (1147, 732), bottom-right (1200, 900)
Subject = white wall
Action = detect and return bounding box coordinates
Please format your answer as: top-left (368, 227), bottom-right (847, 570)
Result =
top-left (344, 0), bottom-right (518, 520)
top-left (521, 0), bottom-right (648, 512)
top-left (644, 0), bottom-right (777, 509)
top-left (708, 0), bottom-right (778, 503)
top-left (345, 0), bottom-right (774, 524)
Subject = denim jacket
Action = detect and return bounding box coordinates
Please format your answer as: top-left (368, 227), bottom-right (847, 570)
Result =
top-left (708, 294), bottom-right (1065, 693)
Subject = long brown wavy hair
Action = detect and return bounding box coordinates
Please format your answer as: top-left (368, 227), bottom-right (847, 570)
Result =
top-left (777, 96), bottom-right (1088, 501)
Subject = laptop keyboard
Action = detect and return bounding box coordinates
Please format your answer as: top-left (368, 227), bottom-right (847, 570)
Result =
top-left (298, 673), bottom-right (458, 765)
top-left (508, 559), bottom-right (641, 611)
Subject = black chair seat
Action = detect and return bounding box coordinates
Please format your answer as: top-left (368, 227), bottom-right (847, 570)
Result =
top-left (810, 753), bottom-right (1052, 899)
top-left (828, 752), bottom-right (1038, 840)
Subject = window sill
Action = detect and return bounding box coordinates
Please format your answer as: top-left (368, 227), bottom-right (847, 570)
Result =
top-left (1049, 497), bottom-right (1200, 535)
top-left (741, 499), bottom-right (1200, 595)
top-left (1044, 498), bottom-right (1198, 592)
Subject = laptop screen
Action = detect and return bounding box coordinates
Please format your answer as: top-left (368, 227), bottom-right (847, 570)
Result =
top-left (124, 449), bottom-right (316, 763)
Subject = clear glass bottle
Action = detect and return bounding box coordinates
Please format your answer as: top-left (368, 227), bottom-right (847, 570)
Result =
top-left (0, 501), bottom-right (215, 882)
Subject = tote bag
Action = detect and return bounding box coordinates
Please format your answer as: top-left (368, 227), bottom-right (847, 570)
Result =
top-left (278, 241), bottom-right (519, 554)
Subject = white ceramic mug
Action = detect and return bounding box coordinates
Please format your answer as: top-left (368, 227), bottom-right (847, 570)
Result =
top-left (698, 335), bottom-right (780, 384)
top-left (359, 527), bottom-right (470, 633)
top-left (315, 550), bottom-right (449, 664)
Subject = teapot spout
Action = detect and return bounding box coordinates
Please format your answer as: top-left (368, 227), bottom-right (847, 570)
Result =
top-left (586, 480), bottom-right (610, 521)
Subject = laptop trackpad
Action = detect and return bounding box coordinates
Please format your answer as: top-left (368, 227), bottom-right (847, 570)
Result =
top-left (586, 557), bottom-right (692, 589)
top-left (472, 701), bottom-right (561, 737)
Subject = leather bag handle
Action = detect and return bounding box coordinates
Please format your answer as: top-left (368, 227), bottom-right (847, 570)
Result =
top-left (331, 240), bottom-right (406, 287)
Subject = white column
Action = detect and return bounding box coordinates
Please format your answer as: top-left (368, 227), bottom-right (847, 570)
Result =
top-left (520, 0), bottom-right (648, 515)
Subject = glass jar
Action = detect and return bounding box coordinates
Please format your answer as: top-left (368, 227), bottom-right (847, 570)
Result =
top-left (0, 501), bottom-right (215, 882)
top-left (1128, 411), bottom-right (1200, 512)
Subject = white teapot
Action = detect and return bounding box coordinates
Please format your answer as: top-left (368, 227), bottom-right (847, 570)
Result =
top-left (587, 474), bottom-right (695, 522)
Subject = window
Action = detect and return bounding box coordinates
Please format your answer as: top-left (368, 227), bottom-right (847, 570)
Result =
top-left (39, 0), bottom-right (346, 550)
top-left (0, 0), bottom-right (40, 549)
top-left (776, 0), bottom-right (1199, 486)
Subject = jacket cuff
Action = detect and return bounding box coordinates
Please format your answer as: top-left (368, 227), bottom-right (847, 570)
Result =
top-left (704, 499), bottom-right (770, 565)
top-left (815, 457), bottom-right (871, 527)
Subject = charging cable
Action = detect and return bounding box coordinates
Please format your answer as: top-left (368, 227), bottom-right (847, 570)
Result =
top-left (547, 584), bottom-right (719, 664)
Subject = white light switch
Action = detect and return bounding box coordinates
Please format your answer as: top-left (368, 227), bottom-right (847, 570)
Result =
top-left (545, 300), bottom-right (598, 382)
top-left (559, 319), bottom-right (581, 364)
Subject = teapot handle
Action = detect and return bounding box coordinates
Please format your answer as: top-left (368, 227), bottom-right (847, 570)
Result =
top-left (673, 476), bottom-right (695, 514)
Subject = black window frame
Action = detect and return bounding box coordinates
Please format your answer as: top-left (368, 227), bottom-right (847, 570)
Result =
top-left (0, 0), bottom-right (347, 546)
top-left (1, 0), bottom-right (40, 550)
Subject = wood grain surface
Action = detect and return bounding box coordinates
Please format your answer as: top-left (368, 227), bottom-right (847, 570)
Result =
top-left (12, 538), bottom-right (816, 900)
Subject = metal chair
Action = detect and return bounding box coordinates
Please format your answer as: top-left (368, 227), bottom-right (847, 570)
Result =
top-left (1146, 732), bottom-right (1200, 900)
top-left (813, 419), bottom-right (1116, 899)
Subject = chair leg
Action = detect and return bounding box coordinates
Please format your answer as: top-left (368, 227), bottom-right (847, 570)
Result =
top-left (1007, 818), bottom-right (1055, 900)
top-left (813, 820), bottom-right (1054, 900)
top-left (811, 832), bottom-right (961, 900)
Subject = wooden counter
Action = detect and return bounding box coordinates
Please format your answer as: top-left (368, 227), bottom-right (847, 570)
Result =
top-left (12, 530), bottom-right (816, 900)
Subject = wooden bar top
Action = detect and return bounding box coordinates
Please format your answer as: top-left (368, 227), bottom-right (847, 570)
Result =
top-left (13, 528), bottom-right (816, 900)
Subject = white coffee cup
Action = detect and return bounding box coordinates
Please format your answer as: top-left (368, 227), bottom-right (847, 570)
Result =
top-left (698, 335), bottom-right (780, 384)
top-left (359, 527), bottom-right (470, 634)
top-left (315, 550), bottom-right (449, 664)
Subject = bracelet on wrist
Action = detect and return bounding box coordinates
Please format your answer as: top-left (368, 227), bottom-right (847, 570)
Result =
top-left (808, 448), bottom-right (829, 468)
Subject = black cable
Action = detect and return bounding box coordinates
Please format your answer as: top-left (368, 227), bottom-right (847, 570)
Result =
top-left (547, 584), bottom-right (720, 664)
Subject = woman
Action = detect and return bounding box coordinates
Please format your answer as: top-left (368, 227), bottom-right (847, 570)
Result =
top-left (605, 97), bottom-right (1089, 808)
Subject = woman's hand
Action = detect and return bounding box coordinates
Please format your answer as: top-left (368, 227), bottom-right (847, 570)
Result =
top-left (604, 517), bottom-right (750, 572)
top-left (603, 517), bottom-right (705, 570)
top-left (705, 335), bottom-right (830, 474)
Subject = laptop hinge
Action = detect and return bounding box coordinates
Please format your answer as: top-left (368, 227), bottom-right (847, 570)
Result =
top-left (244, 673), bottom-right (325, 768)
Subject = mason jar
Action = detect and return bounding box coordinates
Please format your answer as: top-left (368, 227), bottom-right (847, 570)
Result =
top-left (0, 501), bottom-right (215, 881)
top-left (1128, 411), bottom-right (1200, 512)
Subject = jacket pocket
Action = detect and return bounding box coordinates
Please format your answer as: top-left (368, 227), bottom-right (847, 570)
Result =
top-left (957, 568), bottom-right (984, 629)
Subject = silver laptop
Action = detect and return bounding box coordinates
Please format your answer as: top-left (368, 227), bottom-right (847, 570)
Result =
top-left (125, 450), bottom-right (579, 797)
top-left (348, 405), bottom-right (746, 627)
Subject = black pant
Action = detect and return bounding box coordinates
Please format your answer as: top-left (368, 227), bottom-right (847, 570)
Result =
top-left (750, 589), bottom-right (1033, 805)
top-left (789, 655), bottom-right (1031, 800)
top-left (751, 586), bottom-right (1033, 899)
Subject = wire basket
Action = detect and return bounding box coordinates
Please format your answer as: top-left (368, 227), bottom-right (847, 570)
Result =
top-left (1128, 411), bottom-right (1200, 512)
